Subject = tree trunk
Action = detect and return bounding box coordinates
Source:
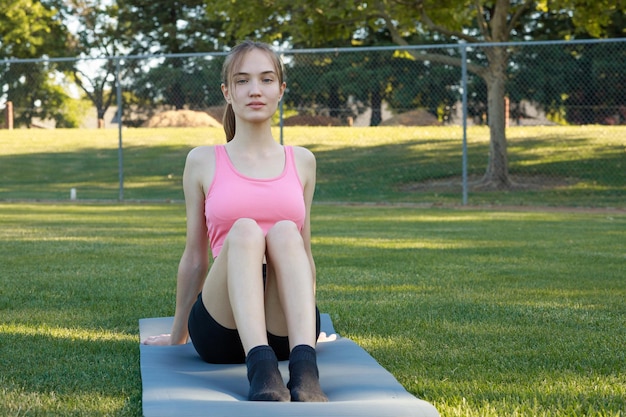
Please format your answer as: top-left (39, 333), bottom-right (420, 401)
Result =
top-left (171, 82), bottom-right (185, 110)
top-left (97, 107), bottom-right (106, 129)
top-left (370, 89), bottom-right (383, 126)
top-left (480, 44), bottom-right (512, 189)
top-left (328, 85), bottom-right (341, 118)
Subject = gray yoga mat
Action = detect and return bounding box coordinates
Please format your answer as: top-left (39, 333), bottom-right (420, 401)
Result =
top-left (139, 314), bottom-right (439, 417)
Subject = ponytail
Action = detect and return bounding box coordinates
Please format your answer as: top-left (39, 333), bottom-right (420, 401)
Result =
top-left (223, 103), bottom-right (236, 142)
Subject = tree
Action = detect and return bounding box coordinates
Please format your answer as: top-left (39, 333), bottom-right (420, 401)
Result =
top-left (282, 54), bottom-right (352, 121)
top-left (347, 28), bottom-right (459, 126)
top-left (284, 49), bottom-right (397, 125)
top-left (56, 0), bottom-right (124, 128)
top-left (0, 0), bottom-right (68, 58)
top-left (0, 0), bottom-right (74, 127)
top-left (114, 0), bottom-right (232, 115)
top-left (130, 56), bottom-right (225, 113)
top-left (369, 0), bottom-right (623, 187)
top-left (416, 1), bottom-right (530, 188)
top-left (116, 0), bottom-right (223, 55)
top-left (209, 0), bottom-right (625, 189)
top-left (508, 9), bottom-right (626, 126)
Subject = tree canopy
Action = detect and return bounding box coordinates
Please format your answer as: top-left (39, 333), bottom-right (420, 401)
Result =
top-left (0, 0), bottom-right (81, 127)
top-left (0, 0), bottom-right (69, 58)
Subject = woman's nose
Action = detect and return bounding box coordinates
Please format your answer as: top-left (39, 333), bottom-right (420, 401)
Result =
top-left (248, 80), bottom-right (261, 95)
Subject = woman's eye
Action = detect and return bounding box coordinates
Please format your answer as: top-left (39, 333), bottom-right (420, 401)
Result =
top-left (263, 78), bottom-right (274, 83)
top-left (236, 79), bottom-right (248, 84)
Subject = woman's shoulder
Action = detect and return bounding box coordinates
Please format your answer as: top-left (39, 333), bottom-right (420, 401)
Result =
top-left (184, 145), bottom-right (221, 192)
top-left (184, 146), bottom-right (222, 184)
top-left (290, 146), bottom-right (316, 185)
top-left (186, 145), bottom-right (220, 164)
top-left (290, 145), bottom-right (316, 165)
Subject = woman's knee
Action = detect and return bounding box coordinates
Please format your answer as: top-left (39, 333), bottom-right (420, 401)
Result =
top-left (266, 220), bottom-right (303, 250)
top-left (227, 218), bottom-right (265, 249)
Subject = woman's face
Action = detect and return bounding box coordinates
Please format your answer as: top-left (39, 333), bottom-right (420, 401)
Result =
top-left (222, 48), bottom-right (286, 124)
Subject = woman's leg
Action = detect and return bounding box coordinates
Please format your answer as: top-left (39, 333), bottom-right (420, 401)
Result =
top-left (265, 220), bottom-right (328, 402)
top-left (201, 218), bottom-right (289, 401)
top-left (202, 218), bottom-right (268, 354)
top-left (264, 220), bottom-right (317, 349)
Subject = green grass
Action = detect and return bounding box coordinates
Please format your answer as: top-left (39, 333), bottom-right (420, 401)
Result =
top-left (0, 126), bottom-right (624, 207)
top-left (1, 203), bottom-right (624, 416)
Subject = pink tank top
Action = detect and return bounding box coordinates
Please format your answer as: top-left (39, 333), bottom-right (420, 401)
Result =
top-left (204, 145), bottom-right (306, 258)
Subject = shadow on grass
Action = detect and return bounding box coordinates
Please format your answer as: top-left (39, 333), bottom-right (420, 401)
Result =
top-left (0, 145), bottom-right (190, 200)
top-left (1, 137), bottom-right (623, 206)
top-left (308, 137), bottom-right (625, 205)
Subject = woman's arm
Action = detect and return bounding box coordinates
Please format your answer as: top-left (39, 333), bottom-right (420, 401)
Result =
top-left (143, 147), bottom-right (212, 345)
top-left (170, 147), bottom-right (213, 344)
top-left (294, 146), bottom-right (317, 287)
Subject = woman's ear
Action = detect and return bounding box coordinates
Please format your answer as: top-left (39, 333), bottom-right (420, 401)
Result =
top-left (221, 83), bottom-right (230, 103)
top-left (279, 82), bottom-right (286, 101)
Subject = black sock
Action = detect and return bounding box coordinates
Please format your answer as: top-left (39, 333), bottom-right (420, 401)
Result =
top-left (287, 344), bottom-right (328, 402)
top-left (245, 345), bottom-right (290, 402)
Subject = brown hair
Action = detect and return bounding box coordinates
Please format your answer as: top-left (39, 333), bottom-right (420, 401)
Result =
top-left (221, 41), bottom-right (285, 142)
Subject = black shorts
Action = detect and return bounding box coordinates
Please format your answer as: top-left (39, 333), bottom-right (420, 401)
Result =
top-left (188, 294), bottom-right (321, 364)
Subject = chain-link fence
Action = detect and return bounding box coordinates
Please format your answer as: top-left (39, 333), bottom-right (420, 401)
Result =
top-left (1, 39), bottom-right (625, 206)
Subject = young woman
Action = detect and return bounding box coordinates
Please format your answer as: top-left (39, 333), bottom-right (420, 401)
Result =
top-left (142, 41), bottom-right (327, 403)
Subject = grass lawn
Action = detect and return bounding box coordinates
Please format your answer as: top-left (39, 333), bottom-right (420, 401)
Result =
top-left (0, 125), bottom-right (624, 207)
top-left (0, 125), bottom-right (624, 415)
top-left (1, 202), bottom-right (624, 416)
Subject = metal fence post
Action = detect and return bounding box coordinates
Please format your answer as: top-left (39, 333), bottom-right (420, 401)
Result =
top-left (279, 53), bottom-right (285, 145)
top-left (116, 57), bottom-right (124, 201)
top-left (460, 41), bottom-right (469, 206)
top-left (279, 94), bottom-right (284, 145)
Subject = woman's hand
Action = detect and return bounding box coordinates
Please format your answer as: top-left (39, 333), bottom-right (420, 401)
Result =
top-left (142, 334), bottom-right (173, 345)
top-left (317, 332), bottom-right (338, 343)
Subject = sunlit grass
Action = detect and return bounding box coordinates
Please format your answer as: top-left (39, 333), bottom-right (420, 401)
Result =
top-left (0, 389), bottom-right (129, 417)
top-left (315, 236), bottom-right (475, 249)
top-left (1, 323), bottom-right (136, 343)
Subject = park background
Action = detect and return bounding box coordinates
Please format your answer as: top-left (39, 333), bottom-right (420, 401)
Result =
top-left (1, 1), bottom-right (625, 416)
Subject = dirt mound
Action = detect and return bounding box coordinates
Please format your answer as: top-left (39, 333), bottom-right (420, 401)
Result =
top-left (283, 115), bottom-right (343, 126)
top-left (380, 109), bottom-right (441, 126)
top-left (205, 105), bottom-right (226, 123)
top-left (143, 110), bottom-right (222, 128)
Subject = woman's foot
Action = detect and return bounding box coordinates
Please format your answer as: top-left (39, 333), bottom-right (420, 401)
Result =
top-left (246, 345), bottom-right (290, 401)
top-left (287, 344), bottom-right (328, 402)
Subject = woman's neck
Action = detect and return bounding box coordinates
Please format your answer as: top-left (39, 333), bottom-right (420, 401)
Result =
top-left (230, 119), bottom-right (278, 150)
